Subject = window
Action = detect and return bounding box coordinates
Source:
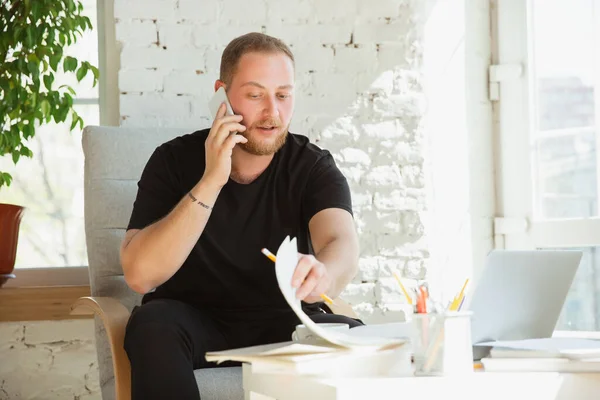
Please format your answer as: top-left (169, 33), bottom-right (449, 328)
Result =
top-left (555, 247), bottom-right (600, 331)
top-left (494, 0), bottom-right (600, 331)
top-left (531, 0), bottom-right (597, 220)
top-left (0, 0), bottom-right (100, 275)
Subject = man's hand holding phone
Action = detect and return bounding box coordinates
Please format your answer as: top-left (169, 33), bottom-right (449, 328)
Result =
top-left (202, 103), bottom-right (247, 189)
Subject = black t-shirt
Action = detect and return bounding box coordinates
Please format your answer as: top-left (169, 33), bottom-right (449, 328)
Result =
top-left (127, 129), bottom-right (353, 317)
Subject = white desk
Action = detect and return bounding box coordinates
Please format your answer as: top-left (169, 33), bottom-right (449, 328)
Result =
top-left (241, 331), bottom-right (600, 399)
top-left (243, 364), bottom-right (600, 400)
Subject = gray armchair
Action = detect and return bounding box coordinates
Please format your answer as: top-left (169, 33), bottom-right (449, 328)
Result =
top-left (70, 125), bottom-right (358, 400)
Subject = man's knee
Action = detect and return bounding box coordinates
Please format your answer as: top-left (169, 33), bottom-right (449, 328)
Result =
top-left (124, 299), bottom-right (187, 354)
top-left (335, 315), bottom-right (364, 328)
top-left (309, 312), bottom-right (364, 328)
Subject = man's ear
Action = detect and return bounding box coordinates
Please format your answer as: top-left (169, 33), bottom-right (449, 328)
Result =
top-left (214, 80), bottom-right (226, 92)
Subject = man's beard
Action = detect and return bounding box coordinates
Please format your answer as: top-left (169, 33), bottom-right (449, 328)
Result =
top-left (239, 119), bottom-right (289, 156)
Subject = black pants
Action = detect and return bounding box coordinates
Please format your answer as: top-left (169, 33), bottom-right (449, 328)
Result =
top-left (124, 299), bottom-right (363, 400)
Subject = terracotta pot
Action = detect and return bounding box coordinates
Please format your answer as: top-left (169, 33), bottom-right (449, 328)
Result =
top-left (0, 203), bottom-right (25, 286)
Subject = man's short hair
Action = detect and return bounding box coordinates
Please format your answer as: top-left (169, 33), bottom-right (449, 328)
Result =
top-left (220, 32), bottom-right (295, 87)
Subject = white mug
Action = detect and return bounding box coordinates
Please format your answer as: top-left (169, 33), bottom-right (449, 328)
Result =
top-left (291, 323), bottom-right (350, 344)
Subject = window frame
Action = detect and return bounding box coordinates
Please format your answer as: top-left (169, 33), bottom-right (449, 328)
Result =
top-left (494, 0), bottom-right (600, 251)
top-left (6, 0), bottom-right (119, 289)
top-left (494, 0), bottom-right (600, 332)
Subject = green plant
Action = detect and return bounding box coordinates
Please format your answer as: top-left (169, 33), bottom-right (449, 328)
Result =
top-left (0, 0), bottom-right (99, 189)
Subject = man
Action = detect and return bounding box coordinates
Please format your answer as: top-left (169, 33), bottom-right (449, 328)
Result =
top-left (120, 32), bottom-right (361, 399)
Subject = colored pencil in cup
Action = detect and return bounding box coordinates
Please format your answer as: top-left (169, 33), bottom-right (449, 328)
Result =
top-left (450, 278), bottom-right (470, 311)
top-left (424, 278), bottom-right (470, 372)
top-left (393, 271), bottom-right (413, 306)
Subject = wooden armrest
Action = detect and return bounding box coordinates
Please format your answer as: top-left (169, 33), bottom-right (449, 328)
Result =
top-left (71, 296), bottom-right (131, 400)
top-left (328, 298), bottom-right (359, 319)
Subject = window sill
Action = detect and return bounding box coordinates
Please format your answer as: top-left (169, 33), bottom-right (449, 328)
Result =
top-left (0, 285), bottom-right (92, 322)
top-left (3, 266), bottom-right (90, 287)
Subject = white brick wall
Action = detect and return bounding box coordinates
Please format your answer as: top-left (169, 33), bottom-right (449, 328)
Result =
top-left (115, 0), bottom-right (427, 322)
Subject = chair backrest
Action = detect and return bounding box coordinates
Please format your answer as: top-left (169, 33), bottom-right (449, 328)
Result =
top-left (82, 125), bottom-right (188, 399)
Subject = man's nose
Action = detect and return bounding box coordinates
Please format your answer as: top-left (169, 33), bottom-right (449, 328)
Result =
top-left (263, 96), bottom-right (279, 119)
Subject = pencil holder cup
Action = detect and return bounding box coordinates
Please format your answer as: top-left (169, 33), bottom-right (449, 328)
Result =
top-left (410, 311), bottom-right (474, 376)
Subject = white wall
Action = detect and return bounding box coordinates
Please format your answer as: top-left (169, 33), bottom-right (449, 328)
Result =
top-left (423, 0), bottom-right (495, 303)
top-left (115, 0), bottom-right (428, 323)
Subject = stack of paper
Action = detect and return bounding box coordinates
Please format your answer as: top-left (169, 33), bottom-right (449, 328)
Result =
top-left (477, 338), bottom-right (600, 372)
top-left (481, 357), bottom-right (600, 372)
top-left (478, 338), bottom-right (600, 359)
top-left (206, 341), bottom-right (413, 376)
top-left (205, 236), bottom-right (411, 376)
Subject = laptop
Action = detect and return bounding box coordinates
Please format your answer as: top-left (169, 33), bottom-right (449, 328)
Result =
top-left (466, 249), bottom-right (583, 360)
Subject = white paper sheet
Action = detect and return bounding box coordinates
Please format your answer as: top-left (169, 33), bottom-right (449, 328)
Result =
top-left (476, 337), bottom-right (600, 351)
top-left (346, 322), bottom-right (412, 340)
top-left (275, 236), bottom-right (406, 349)
top-left (206, 341), bottom-right (338, 359)
top-left (476, 337), bottom-right (600, 359)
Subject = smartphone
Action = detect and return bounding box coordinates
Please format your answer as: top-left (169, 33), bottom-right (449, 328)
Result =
top-left (208, 87), bottom-right (235, 120)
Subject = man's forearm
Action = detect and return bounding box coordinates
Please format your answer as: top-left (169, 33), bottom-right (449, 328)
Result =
top-left (315, 237), bottom-right (359, 298)
top-left (121, 178), bottom-right (221, 293)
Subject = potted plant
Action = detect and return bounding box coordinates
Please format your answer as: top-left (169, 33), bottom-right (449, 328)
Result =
top-left (0, 204), bottom-right (24, 286)
top-left (0, 1), bottom-right (98, 286)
